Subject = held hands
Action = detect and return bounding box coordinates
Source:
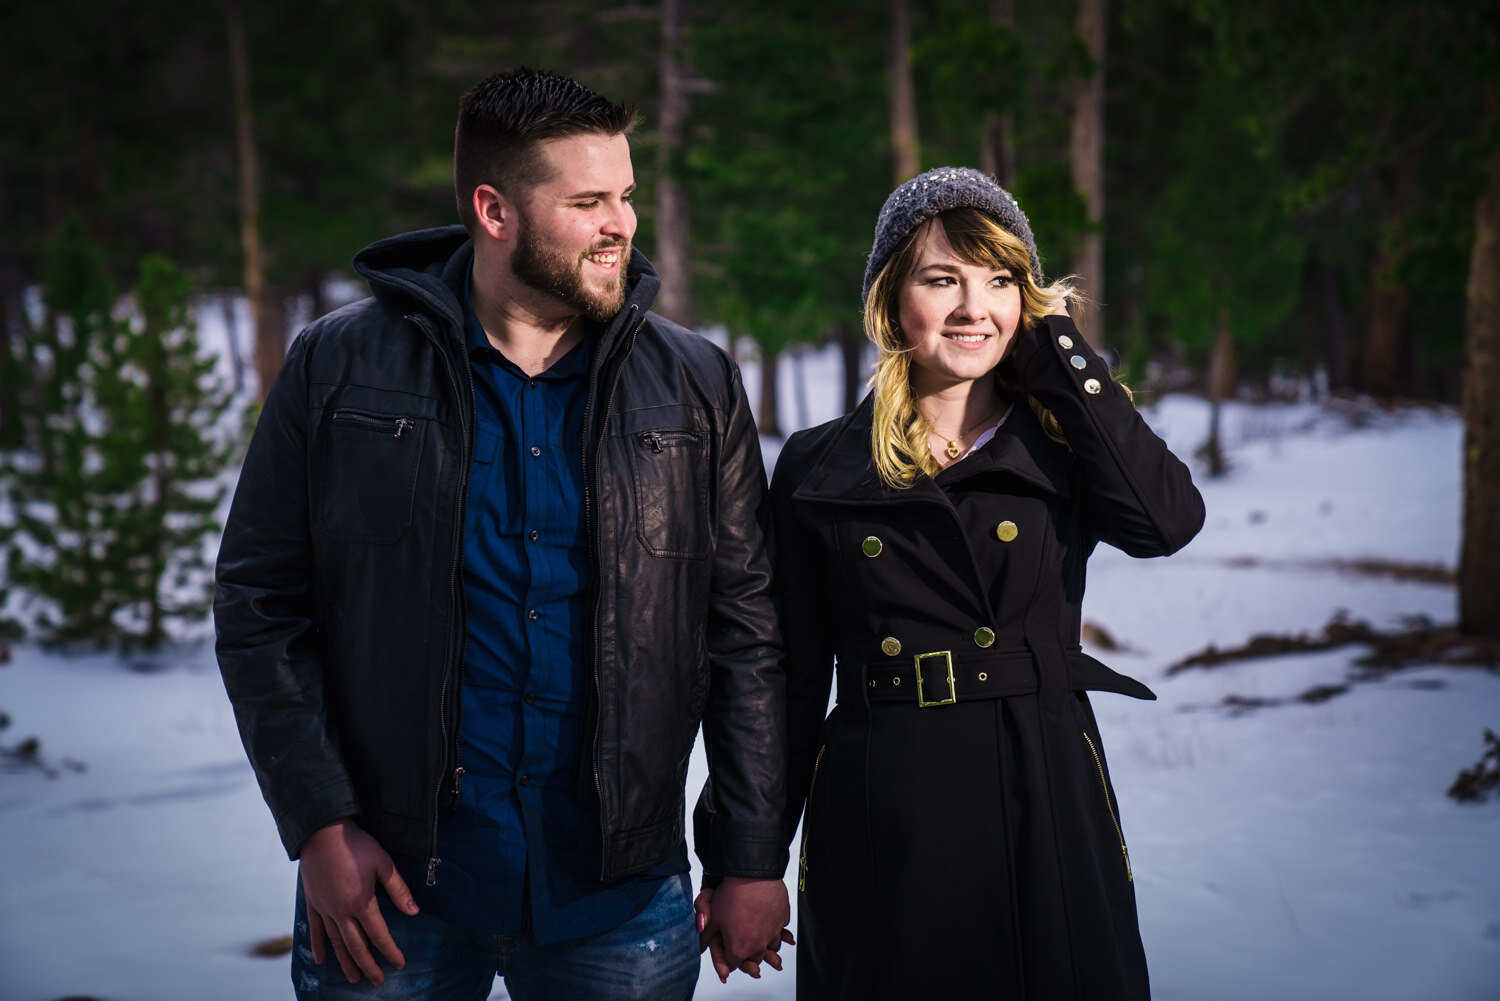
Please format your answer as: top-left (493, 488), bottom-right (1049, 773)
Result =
top-left (694, 877), bottom-right (794, 983)
top-left (299, 818), bottom-right (420, 985)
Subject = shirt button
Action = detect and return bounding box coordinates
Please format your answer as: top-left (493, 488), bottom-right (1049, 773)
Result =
top-left (528, 379), bottom-right (537, 389)
top-left (527, 608), bottom-right (538, 621)
top-left (529, 529), bottom-right (539, 542)
top-left (524, 692), bottom-right (537, 706)
top-left (519, 774), bottom-right (531, 786)
top-left (530, 445), bottom-right (541, 458)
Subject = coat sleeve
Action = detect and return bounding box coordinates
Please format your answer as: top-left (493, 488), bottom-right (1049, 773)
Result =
top-left (770, 432), bottom-right (837, 850)
top-left (214, 333), bottom-right (360, 860)
top-left (691, 362), bottom-right (790, 881)
top-left (1011, 314), bottom-right (1205, 557)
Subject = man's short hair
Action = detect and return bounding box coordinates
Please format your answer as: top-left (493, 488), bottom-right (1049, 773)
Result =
top-left (454, 67), bottom-right (640, 233)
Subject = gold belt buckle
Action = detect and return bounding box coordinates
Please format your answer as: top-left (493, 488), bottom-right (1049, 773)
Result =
top-left (914, 650), bottom-right (956, 707)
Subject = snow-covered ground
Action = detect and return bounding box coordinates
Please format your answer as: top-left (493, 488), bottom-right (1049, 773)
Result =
top-left (2, 335), bottom-right (1498, 1001)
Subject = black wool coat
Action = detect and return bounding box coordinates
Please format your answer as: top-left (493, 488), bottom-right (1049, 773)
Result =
top-left (773, 314), bottom-right (1205, 1000)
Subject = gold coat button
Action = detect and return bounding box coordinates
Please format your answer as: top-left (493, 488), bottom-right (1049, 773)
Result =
top-left (974, 626), bottom-right (996, 648)
top-left (1084, 378), bottom-right (1102, 395)
top-left (996, 521), bottom-right (1018, 542)
top-left (1058, 334), bottom-right (1074, 350)
top-left (881, 636), bottom-right (902, 657)
top-left (861, 536), bottom-right (883, 557)
top-left (1070, 355), bottom-right (1087, 370)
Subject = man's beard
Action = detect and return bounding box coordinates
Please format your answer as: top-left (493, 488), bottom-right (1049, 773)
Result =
top-left (511, 223), bottom-right (629, 323)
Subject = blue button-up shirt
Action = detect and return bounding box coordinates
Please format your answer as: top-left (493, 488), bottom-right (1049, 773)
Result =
top-left (408, 271), bottom-right (682, 942)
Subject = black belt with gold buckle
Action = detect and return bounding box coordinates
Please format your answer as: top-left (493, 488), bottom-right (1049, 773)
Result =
top-left (865, 649), bottom-right (1037, 707)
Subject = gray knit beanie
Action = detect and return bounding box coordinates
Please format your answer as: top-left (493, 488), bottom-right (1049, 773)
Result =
top-left (862, 166), bottom-right (1042, 303)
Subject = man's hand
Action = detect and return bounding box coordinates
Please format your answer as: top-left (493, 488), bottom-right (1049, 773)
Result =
top-left (299, 818), bottom-right (419, 985)
top-left (694, 877), bottom-right (793, 983)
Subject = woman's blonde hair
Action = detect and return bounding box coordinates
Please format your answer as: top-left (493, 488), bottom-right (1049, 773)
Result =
top-left (864, 207), bottom-right (1074, 488)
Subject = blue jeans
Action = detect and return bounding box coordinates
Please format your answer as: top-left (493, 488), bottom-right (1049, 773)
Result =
top-left (291, 873), bottom-right (699, 1001)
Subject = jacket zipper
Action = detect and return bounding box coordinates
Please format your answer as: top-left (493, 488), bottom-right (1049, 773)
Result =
top-left (331, 409), bottom-right (415, 438)
top-left (409, 312), bottom-right (472, 887)
top-left (638, 429), bottom-right (700, 453)
top-left (1082, 730), bottom-right (1132, 883)
top-left (796, 744), bottom-right (827, 892)
top-left (583, 305), bottom-right (645, 880)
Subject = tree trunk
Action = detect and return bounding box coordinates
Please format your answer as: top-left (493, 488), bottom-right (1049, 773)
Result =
top-left (307, 272), bottom-right (327, 325)
top-left (1360, 265), bottom-right (1410, 398)
top-left (1197, 321), bottom-right (1232, 477)
top-left (0, 170), bottom-right (22, 449)
top-left (889, 0), bottom-right (919, 184)
top-left (791, 346), bottom-right (809, 431)
top-left (221, 294), bottom-right (246, 395)
top-left (1068, 0), bottom-right (1107, 351)
top-left (1358, 153), bottom-right (1419, 398)
top-left (978, 0), bottom-right (1018, 189)
top-left (655, 0), bottom-right (694, 326)
top-left (758, 343), bottom-right (783, 438)
top-left (837, 320), bottom-right (863, 414)
top-left (1207, 323), bottom-right (1236, 402)
top-left (1320, 263), bottom-right (1350, 392)
top-left (253, 287), bottom-right (285, 401)
top-left (226, 0), bottom-right (280, 403)
top-left (1459, 142), bottom-right (1500, 638)
top-left (0, 285), bottom-right (20, 450)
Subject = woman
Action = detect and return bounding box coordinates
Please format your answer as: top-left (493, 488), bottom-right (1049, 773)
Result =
top-left (774, 167), bottom-right (1204, 999)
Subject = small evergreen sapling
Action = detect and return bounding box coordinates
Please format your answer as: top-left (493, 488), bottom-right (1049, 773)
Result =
top-left (1, 219), bottom-right (241, 650)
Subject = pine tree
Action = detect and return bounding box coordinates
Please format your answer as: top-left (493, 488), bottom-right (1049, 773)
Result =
top-left (1, 220), bottom-right (241, 650)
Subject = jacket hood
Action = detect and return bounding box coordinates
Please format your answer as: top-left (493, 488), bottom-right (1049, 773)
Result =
top-left (351, 224), bottom-right (662, 338)
top-left (354, 225), bottom-right (472, 323)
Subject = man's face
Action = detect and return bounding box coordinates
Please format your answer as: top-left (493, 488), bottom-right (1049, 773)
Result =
top-left (510, 133), bottom-right (637, 322)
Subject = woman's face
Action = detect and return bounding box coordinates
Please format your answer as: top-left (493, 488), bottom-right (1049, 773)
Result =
top-left (897, 223), bottom-right (1022, 395)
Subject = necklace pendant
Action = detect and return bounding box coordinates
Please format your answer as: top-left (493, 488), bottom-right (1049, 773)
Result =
top-left (945, 439), bottom-right (962, 459)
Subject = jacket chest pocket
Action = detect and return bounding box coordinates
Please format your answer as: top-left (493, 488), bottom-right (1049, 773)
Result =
top-left (316, 408), bottom-right (427, 543)
top-left (629, 427), bottom-right (709, 559)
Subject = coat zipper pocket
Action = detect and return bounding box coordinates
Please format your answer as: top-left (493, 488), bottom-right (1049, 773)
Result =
top-left (797, 744), bottom-right (827, 892)
top-left (332, 408), bottom-right (416, 438)
top-left (637, 428), bottom-right (701, 453)
top-left (1082, 730), bottom-right (1132, 882)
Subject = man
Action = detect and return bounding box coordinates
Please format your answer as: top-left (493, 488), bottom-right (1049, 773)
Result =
top-left (215, 68), bottom-right (789, 1000)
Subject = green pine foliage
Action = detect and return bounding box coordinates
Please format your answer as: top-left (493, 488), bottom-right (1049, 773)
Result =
top-left (0, 219), bottom-right (241, 651)
top-left (686, 0), bottom-right (888, 358)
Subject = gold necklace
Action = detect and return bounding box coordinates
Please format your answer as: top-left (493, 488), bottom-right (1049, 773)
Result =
top-left (929, 402), bottom-right (1007, 459)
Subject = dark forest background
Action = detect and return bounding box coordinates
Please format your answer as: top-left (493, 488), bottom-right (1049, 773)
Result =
top-left (2, 0), bottom-right (1499, 640)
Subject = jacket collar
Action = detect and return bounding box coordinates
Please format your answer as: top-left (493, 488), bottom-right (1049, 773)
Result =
top-left (791, 393), bottom-right (1072, 506)
top-left (352, 225), bottom-right (661, 358)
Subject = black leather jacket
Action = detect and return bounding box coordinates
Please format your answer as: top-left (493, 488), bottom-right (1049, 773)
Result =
top-left (215, 226), bottom-right (787, 883)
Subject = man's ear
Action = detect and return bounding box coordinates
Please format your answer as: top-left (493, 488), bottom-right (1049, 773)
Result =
top-left (472, 184), bottom-right (514, 242)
